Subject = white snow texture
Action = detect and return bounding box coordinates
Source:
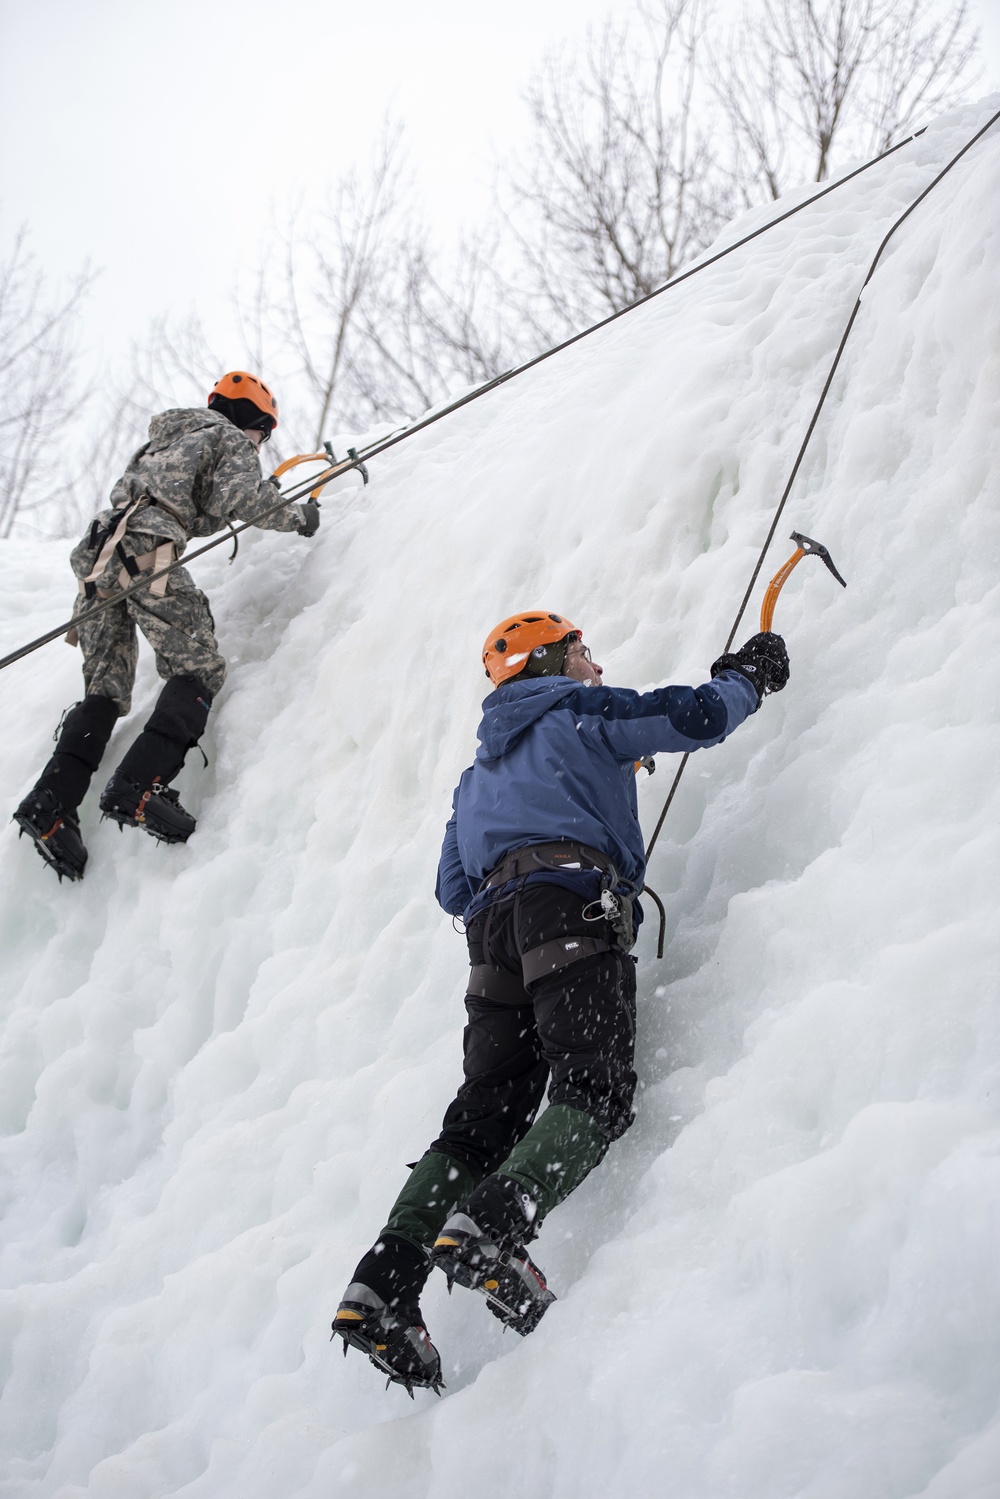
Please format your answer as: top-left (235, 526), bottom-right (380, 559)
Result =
top-left (1, 101), bottom-right (999, 1499)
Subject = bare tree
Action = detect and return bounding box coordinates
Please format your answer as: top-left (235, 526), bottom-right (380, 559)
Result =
top-left (717, 0), bottom-right (983, 201)
top-left (59, 382), bottom-right (155, 527)
top-left (0, 229), bottom-right (94, 537)
top-left (252, 125), bottom-right (413, 446)
top-left (491, 0), bottom-right (981, 334)
top-left (258, 126), bottom-right (516, 440)
top-left (129, 124), bottom-right (515, 459)
top-left (96, 0), bottom-right (984, 500)
top-left (498, 0), bottom-right (732, 339)
top-left (346, 226), bottom-right (517, 421)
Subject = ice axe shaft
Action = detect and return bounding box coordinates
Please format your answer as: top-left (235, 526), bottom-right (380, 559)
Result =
top-left (760, 531), bottom-right (846, 632)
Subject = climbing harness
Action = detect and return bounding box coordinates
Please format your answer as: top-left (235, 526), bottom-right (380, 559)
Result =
top-left (77, 500), bottom-right (144, 601)
top-left (472, 840), bottom-right (640, 994)
top-left (642, 104), bottom-right (1000, 903)
top-left (0, 440), bottom-right (380, 675)
top-left (0, 118), bottom-right (967, 680)
top-left (0, 455), bottom-right (360, 674)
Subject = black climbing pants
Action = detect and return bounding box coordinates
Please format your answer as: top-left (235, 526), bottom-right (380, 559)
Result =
top-left (376, 883), bottom-right (637, 1264)
top-left (429, 883), bottom-right (638, 1177)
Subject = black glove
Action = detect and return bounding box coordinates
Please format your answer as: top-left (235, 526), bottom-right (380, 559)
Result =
top-left (711, 631), bottom-right (789, 701)
top-left (294, 501), bottom-right (321, 537)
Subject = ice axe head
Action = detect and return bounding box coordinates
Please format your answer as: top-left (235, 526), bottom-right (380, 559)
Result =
top-left (760, 530), bottom-right (846, 632)
top-left (789, 531), bottom-right (847, 589)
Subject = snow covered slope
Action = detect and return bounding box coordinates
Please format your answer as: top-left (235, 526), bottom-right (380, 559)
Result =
top-left (1, 101), bottom-right (999, 1499)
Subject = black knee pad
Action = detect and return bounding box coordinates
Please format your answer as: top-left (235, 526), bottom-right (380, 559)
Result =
top-left (144, 675), bottom-right (212, 749)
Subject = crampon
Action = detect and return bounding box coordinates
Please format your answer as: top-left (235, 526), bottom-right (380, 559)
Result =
top-left (99, 771), bottom-right (195, 843)
top-left (332, 1288), bottom-right (444, 1398)
top-left (432, 1217), bottom-right (556, 1336)
top-left (13, 790), bottom-right (87, 881)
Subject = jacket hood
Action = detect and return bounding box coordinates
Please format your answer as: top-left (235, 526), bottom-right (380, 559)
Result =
top-left (475, 676), bottom-right (581, 762)
top-left (146, 408), bottom-right (231, 450)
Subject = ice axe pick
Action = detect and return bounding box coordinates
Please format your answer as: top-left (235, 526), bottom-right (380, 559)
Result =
top-left (759, 531), bottom-right (846, 631)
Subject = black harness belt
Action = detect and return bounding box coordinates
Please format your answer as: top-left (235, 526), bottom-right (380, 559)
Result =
top-left (481, 839), bottom-right (618, 888)
top-left (520, 933), bottom-right (612, 983)
top-left (467, 932), bottom-right (614, 1004)
top-left (467, 841), bottom-right (622, 1004)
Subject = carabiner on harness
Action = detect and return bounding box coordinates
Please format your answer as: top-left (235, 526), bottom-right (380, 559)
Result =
top-left (582, 873), bottom-right (636, 952)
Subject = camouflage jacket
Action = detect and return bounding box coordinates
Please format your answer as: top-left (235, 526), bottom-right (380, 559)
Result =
top-left (89, 408), bottom-right (301, 554)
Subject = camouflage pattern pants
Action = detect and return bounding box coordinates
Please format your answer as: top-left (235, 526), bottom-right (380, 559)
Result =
top-left (70, 538), bottom-right (227, 716)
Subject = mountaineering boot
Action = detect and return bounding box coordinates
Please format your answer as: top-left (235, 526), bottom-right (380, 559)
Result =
top-left (431, 1173), bottom-right (556, 1336)
top-left (333, 1233), bottom-right (443, 1395)
top-left (13, 792), bottom-right (88, 882)
top-left (100, 774), bottom-right (196, 843)
top-left (100, 675), bottom-right (211, 844)
top-left (13, 695), bottom-right (119, 881)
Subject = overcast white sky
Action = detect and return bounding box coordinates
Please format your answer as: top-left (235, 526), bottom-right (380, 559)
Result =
top-left (1, 0), bottom-right (998, 387)
top-left (0, 0), bottom-right (635, 375)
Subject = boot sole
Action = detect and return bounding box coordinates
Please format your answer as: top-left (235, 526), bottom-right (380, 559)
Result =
top-left (100, 806), bottom-right (193, 844)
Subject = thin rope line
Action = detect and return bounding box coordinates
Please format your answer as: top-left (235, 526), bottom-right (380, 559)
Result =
top-left (0, 458), bottom-right (357, 673)
top-left (0, 125), bottom-right (938, 678)
top-left (644, 106), bottom-right (1000, 865)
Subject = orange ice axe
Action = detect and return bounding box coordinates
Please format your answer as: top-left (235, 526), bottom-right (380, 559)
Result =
top-left (760, 531), bottom-right (846, 631)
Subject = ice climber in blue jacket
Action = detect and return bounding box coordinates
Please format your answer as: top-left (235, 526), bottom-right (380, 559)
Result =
top-left (334, 609), bottom-right (789, 1393)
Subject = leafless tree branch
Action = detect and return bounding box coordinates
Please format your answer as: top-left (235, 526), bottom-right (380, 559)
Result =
top-left (27, 0), bottom-right (983, 536)
top-left (0, 228), bottom-right (95, 537)
top-left (715, 0), bottom-right (982, 198)
top-left (496, 0), bottom-right (733, 339)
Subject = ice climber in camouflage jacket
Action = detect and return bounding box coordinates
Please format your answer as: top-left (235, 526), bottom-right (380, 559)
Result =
top-left (14, 371), bottom-right (320, 881)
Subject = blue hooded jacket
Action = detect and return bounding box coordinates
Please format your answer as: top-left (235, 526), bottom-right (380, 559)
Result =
top-left (435, 668), bottom-right (758, 920)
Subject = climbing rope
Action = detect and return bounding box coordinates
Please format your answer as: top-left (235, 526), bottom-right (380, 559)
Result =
top-left (642, 104), bottom-right (1000, 871)
top-left (0, 119), bottom-right (947, 678)
top-left (0, 458), bottom-right (366, 674)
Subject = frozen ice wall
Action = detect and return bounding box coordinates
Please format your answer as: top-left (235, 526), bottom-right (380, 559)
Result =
top-left (1, 101), bottom-right (998, 1499)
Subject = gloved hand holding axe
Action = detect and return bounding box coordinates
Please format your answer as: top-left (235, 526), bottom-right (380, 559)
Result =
top-left (710, 531), bottom-right (847, 703)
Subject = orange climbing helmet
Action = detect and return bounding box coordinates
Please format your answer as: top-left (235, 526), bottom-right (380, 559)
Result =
top-left (208, 370), bottom-right (279, 433)
top-left (482, 610), bottom-right (581, 687)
